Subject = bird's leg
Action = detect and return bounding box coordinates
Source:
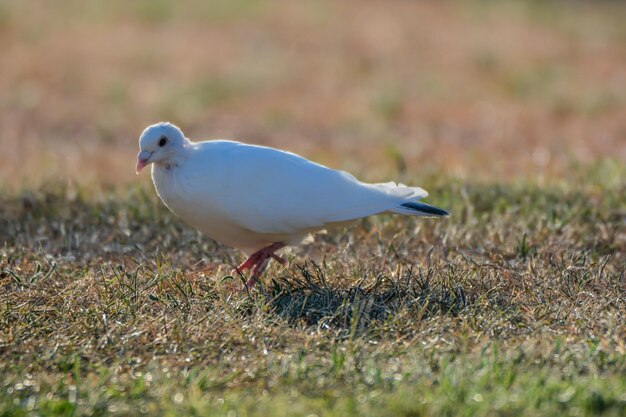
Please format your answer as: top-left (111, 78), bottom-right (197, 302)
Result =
top-left (246, 257), bottom-right (271, 289)
top-left (246, 257), bottom-right (270, 288)
top-left (251, 257), bottom-right (271, 277)
top-left (236, 251), bottom-right (262, 273)
top-left (237, 242), bottom-right (285, 272)
top-left (237, 242), bottom-right (286, 288)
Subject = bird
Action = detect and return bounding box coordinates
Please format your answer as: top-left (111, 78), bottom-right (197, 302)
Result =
top-left (136, 122), bottom-right (448, 288)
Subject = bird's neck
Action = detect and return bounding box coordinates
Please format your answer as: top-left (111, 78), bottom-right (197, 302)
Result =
top-left (158, 140), bottom-right (193, 171)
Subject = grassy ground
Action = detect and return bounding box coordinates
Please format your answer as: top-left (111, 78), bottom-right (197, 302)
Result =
top-left (1, 0), bottom-right (626, 416)
top-left (2, 167), bottom-right (625, 416)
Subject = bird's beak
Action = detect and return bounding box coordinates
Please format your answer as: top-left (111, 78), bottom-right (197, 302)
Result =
top-left (136, 150), bottom-right (152, 174)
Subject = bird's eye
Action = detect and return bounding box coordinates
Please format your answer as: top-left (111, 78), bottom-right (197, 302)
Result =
top-left (158, 137), bottom-right (167, 147)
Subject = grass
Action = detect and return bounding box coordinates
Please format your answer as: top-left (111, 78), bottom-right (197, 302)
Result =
top-left (1, 168), bottom-right (625, 416)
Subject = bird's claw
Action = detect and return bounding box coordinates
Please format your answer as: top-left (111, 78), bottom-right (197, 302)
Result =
top-left (235, 242), bottom-right (286, 288)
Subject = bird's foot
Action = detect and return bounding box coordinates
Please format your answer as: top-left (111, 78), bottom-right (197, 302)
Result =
top-left (235, 256), bottom-right (258, 274)
top-left (236, 242), bottom-right (286, 288)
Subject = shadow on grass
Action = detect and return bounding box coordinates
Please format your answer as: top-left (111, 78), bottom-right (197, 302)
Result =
top-left (265, 262), bottom-right (469, 331)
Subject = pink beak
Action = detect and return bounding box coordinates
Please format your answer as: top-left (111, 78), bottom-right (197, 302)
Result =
top-left (136, 151), bottom-right (152, 174)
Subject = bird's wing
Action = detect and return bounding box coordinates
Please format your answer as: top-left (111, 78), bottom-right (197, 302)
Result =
top-left (185, 141), bottom-right (429, 235)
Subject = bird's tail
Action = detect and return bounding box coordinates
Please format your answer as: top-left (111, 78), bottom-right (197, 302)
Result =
top-left (366, 180), bottom-right (448, 217)
top-left (369, 181), bottom-right (429, 200)
top-left (391, 201), bottom-right (449, 217)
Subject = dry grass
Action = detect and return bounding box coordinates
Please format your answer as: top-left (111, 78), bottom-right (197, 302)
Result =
top-left (1, 1), bottom-right (626, 416)
top-left (1, 0), bottom-right (625, 185)
top-left (2, 174), bottom-right (625, 416)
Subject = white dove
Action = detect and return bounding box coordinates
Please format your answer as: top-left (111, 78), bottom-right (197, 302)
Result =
top-left (136, 122), bottom-right (448, 287)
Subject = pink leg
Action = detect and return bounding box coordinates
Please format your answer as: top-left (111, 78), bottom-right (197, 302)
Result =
top-left (236, 252), bottom-right (262, 273)
top-left (235, 242), bottom-right (286, 288)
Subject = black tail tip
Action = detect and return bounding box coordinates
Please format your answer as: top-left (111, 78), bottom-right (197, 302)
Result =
top-left (402, 202), bottom-right (449, 217)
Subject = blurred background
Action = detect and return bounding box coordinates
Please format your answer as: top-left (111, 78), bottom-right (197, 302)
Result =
top-left (1, 0), bottom-right (624, 187)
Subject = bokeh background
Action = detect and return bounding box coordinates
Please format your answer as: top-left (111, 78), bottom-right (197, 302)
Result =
top-left (1, 0), bottom-right (625, 186)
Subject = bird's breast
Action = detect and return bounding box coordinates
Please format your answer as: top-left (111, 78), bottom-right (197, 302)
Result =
top-left (150, 165), bottom-right (276, 252)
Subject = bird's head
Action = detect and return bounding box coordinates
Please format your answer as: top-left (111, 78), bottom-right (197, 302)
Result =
top-left (136, 122), bottom-right (186, 174)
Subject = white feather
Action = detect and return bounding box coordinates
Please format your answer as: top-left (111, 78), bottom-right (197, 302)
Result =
top-left (138, 123), bottom-right (446, 254)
